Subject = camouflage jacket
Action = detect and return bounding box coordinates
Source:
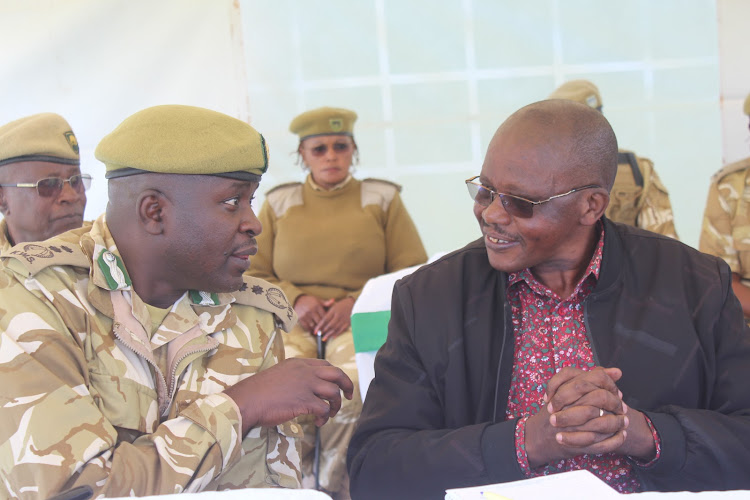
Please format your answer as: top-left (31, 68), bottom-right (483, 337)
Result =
top-left (700, 157), bottom-right (750, 281)
top-left (0, 216), bottom-right (301, 498)
top-left (606, 151), bottom-right (678, 239)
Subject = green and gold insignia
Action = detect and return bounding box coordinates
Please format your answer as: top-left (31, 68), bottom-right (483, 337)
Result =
top-left (64, 131), bottom-right (79, 154)
top-left (189, 290), bottom-right (220, 306)
top-left (329, 118), bottom-right (343, 132)
top-left (97, 250), bottom-right (131, 290)
top-left (259, 133), bottom-right (269, 173)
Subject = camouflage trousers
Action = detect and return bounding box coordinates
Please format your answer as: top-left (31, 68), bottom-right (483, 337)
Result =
top-left (282, 324), bottom-right (362, 498)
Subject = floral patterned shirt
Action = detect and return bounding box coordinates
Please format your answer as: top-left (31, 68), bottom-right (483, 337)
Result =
top-left (506, 225), bottom-right (660, 493)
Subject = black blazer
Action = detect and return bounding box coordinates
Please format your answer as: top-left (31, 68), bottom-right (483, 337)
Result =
top-left (348, 218), bottom-right (750, 499)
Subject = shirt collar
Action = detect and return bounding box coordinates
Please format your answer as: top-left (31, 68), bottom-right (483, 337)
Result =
top-left (307, 173), bottom-right (352, 191)
top-left (84, 215), bottom-right (235, 308)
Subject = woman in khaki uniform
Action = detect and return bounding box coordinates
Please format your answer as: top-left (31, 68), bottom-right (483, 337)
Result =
top-left (249, 106), bottom-right (427, 498)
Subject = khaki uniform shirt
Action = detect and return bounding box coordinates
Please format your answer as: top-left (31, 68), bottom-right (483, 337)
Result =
top-left (700, 157), bottom-right (750, 282)
top-left (0, 216), bottom-right (301, 498)
top-left (607, 151), bottom-right (678, 239)
top-left (250, 175), bottom-right (427, 305)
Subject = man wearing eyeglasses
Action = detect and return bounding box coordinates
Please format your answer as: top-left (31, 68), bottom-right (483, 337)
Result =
top-left (0, 105), bottom-right (353, 498)
top-left (0, 112), bottom-right (90, 252)
top-left (348, 99), bottom-right (750, 498)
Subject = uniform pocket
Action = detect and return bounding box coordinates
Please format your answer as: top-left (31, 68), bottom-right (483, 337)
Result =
top-left (89, 370), bottom-right (158, 433)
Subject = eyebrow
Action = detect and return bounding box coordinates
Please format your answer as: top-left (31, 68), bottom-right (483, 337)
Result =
top-left (478, 176), bottom-right (541, 200)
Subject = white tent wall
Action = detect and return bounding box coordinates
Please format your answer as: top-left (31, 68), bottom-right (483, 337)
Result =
top-left (718, 0), bottom-right (750, 165)
top-left (0, 0), bottom-right (748, 252)
top-left (0, 0), bottom-right (248, 221)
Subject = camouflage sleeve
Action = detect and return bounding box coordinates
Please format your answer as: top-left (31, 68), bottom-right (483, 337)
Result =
top-left (700, 178), bottom-right (742, 273)
top-left (636, 160), bottom-right (679, 239)
top-left (249, 200), bottom-right (306, 307)
top-left (0, 269), bottom-right (287, 498)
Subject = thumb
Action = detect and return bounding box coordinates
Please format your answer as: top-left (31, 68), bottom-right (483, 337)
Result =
top-left (603, 366), bottom-right (623, 382)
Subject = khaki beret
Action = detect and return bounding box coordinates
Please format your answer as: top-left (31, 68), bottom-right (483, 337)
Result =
top-left (289, 107), bottom-right (357, 141)
top-left (0, 112), bottom-right (80, 168)
top-left (96, 105), bottom-right (268, 181)
top-left (744, 92), bottom-right (750, 117)
top-left (549, 80), bottom-right (603, 110)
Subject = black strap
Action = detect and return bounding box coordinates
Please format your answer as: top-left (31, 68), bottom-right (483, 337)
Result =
top-left (48, 485), bottom-right (93, 500)
top-left (618, 152), bottom-right (643, 188)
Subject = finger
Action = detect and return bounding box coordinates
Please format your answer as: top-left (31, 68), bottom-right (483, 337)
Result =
top-left (545, 366), bottom-right (586, 402)
top-left (316, 365), bottom-right (355, 399)
top-left (322, 319), bottom-right (347, 341)
top-left (602, 366), bottom-right (623, 382)
top-left (313, 380), bottom-right (343, 417)
top-left (548, 368), bottom-right (620, 413)
top-left (552, 408), bottom-right (629, 434)
top-left (315, 315), bottom-right (334, 339)
top-left (556, 429), bottom-right (627, 454)
top-left (554, 388), bottom-right (626, 418)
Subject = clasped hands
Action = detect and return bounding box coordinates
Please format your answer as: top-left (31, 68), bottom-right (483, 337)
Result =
top-left (525, 366), bottom-right (656, 468)
top-left (294, 295), bottom-right (355, 341)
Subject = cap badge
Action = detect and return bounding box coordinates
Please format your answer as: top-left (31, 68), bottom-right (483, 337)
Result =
top-left (329, 118), bottom-right (343, 132)
top-left (64, 131), bottom-right (80, 154)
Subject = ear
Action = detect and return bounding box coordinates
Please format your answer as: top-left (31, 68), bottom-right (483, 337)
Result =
top-left (579, 189), bottom-right (609, 226)
top-left (0, 187), bottom-right (8, 216)
top-left (137, 189), bottom-right (167, 235)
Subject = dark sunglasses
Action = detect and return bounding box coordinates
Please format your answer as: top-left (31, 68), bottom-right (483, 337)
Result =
top-left (465, 175), bottom-right (600, 218)
top-left (306, 142), bottom-right (353, 157)
top-left (0, 173), bottom-right (92, 198)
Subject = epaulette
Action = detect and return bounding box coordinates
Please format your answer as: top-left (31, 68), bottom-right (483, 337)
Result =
top-left (711, 157), bottom-right (750, 184)
top-left (0, 224), bottom-right (92, 277)
top-left (265, 181), bottom-right (303, 196)
top-left (362, 177), bottom-right (402, 192)
top-left (233, 275), bottom-right (296, 332)
top-left (265, 182), bottom-right (304, 218)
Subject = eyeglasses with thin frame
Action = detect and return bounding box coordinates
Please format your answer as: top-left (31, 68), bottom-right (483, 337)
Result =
top-left (0, 173), bottom-right (92, 198)
top-left (306, 142), bottom-right (353, 157)
top-left (465, 175), bottom-right (600, 219)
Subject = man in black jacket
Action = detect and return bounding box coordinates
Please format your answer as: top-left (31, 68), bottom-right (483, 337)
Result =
top-left (347, 100), bottom-right (750, 499)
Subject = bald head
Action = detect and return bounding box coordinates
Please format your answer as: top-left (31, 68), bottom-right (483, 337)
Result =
top-left (491, 99), bottom-right (618, 191)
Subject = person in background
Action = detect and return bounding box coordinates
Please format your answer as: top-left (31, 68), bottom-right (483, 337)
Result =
top-left (549, 80), bottom-right (678, 239)
top-left (0, 112), bottom-right (90, 251)
top-left (249, 106), bottom-right (427, 498)
top-left (700, 91), bottom-right (750, 319)
top-left (0, 105), bottom-right (353, 498)
top-left (347, 99), bottom-right (750, 499)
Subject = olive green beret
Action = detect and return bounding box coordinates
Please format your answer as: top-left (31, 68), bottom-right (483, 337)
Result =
top-left (744, 92), bottom-right (750, 117)
top-left (549, 80), bottom-right (603, 110)
top-left (289, 107), bottom-right (357, 141)
top-left (96, 105), bottom-right (269, 181)
top-left (0, 112), bottom-right (80, 168)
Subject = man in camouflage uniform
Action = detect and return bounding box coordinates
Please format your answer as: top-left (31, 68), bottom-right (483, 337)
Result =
top-left (549, 80), bottom-right (679, 239)
top-left (0, 113), bottom-right (89, 252)
top-left (700, 92), bottom-right (750, 320)
top-left (0, 105), bottom-right (353, 498)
